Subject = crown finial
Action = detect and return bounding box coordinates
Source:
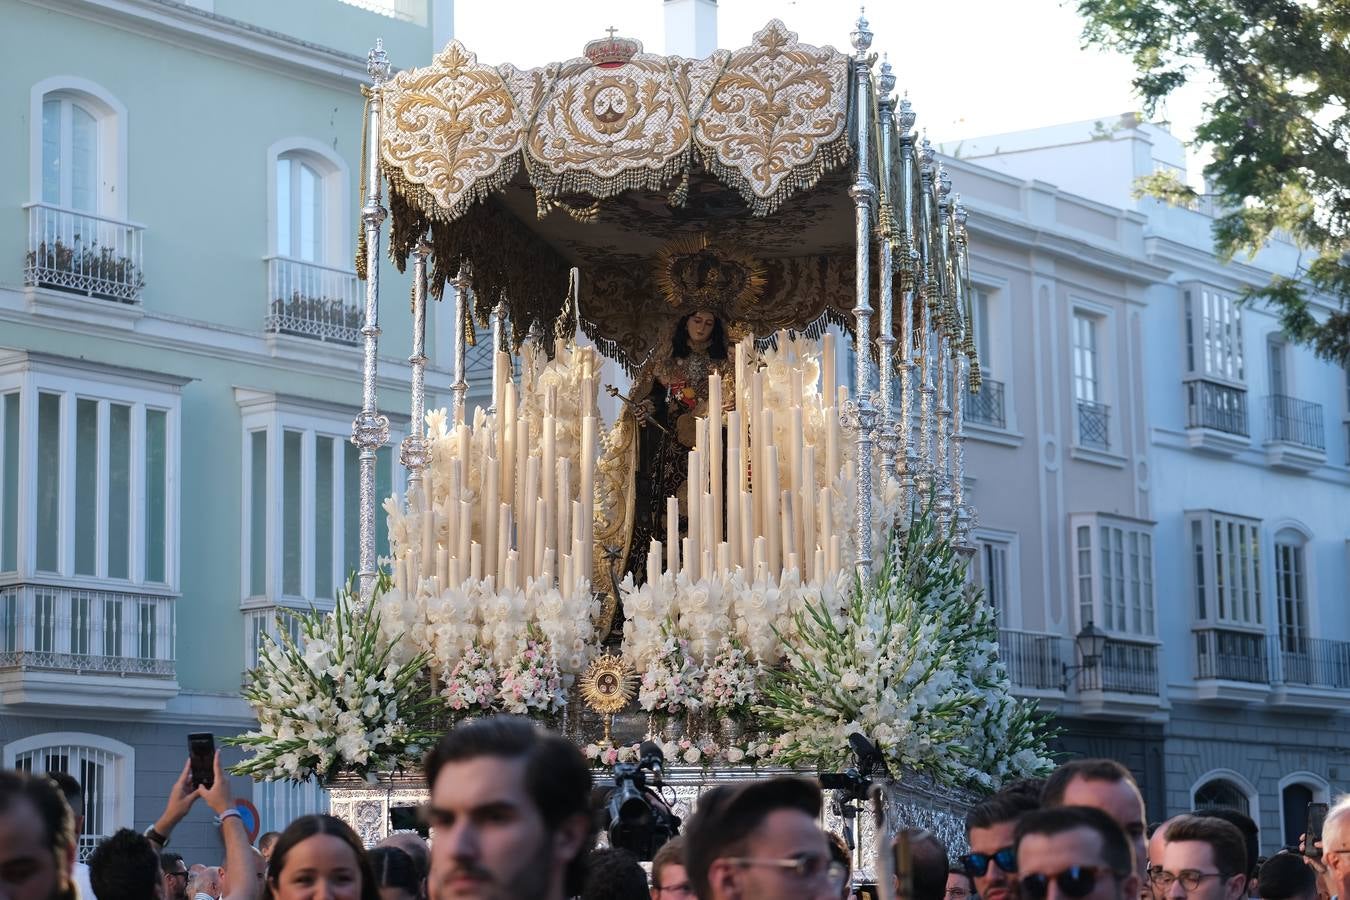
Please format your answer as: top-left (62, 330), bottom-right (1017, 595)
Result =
top-left (938, 167), bottom-right (952, 204)
top-left (850, 7), bottom-right (873, 56)
top-left (879, 55), bottom-right (896, 99)
top-left (919, 133), bottom-right (935, 177)
top-left (585, 29), bottom-right (642, 67)
top-left (367, 38), bottom-right (390, 84)
top-left (954, 195), bottom-right (969, 229)
top-left (899, 94), bottom-right (917, 134)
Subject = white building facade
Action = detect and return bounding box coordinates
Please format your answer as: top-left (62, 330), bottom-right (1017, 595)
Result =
top-left (955, 116), bottom-right (1350, 850)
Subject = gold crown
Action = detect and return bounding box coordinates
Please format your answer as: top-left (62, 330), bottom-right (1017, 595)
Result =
top-left (655, 234), bottom-right (766, 317)
top-left (585, 28), bottom-right (642, 68)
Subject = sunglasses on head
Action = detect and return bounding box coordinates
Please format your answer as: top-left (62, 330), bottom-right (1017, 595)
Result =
top-left (1020, 866), bottom-right (1120, 900)
top-left (961, 847), bottom-right (1018, 876)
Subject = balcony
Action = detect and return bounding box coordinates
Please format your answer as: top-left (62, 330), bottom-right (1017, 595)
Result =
top-left (1185, 379), bottom-right (1251, 455)
top-left (264, 256), bottom-right (363, 346)
top-left (0, 583), bottom-right (178, 710)
top-left (1193, 627), bottom-right (1271, 703)
top-left (997, 628), bottom-right (1068, 693)
top-left (1269, 634), bottom-right (1350, 709)
top-left (1263, 394), bottom-right (1326, 472)
top-left (1076, 400), bottom-right (1110, 451)
top-left (23, 202), bottom-right (145, 303)
top-left (967, 379), bottom-right (1007, 430)
top-left (1071, 636), bottom-right (1164, 718)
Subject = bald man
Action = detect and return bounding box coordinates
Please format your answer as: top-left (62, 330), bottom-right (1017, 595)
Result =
top-left (1148, 816), bottom-right (1187, 900)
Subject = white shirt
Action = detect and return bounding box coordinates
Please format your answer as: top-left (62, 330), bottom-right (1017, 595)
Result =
top-left (73, 861), bottom-right (96, 899)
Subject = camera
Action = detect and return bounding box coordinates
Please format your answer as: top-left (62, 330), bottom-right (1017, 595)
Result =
top-left (603, 741), bottom-right (681, 861)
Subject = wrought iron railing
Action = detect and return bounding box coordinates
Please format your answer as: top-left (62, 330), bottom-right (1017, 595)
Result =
top-left (264, 256), bottom-right (362, 345)
top-left (1186, 379), bottom-right (1249, 436)
top-left (1078, 637), bottom-right (1160, 695)
top-left (967, 378), bottom-right (1006, 429)
top-left (1272, 633), bottom-right (1350, 690)
top-left (0, 583), bottom-right (175, 677)
top-left (1076, 399), bottom-right (1110, 450)
top-left (1265, 394), bottom-right (1325, 450)
top-left (23, 202), bottom-right (145, 303)
top-left (997, 628), bottom-right (1069, 691)
top-left (1194, 627), bottom-right (1268, 683)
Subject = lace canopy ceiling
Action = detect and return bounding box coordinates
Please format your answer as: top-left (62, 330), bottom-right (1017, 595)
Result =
top-left (377, 20), bottom-right (867, 371)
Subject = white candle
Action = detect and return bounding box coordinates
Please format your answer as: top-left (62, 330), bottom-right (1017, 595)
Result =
top-left (726, 444), bottom-right (740, 570)
top-left (534, 497), bottom-right (548, 579)
top-left (740, 493), bottom-right (754, 573)
top-left (447, 553), bottom-right (460, 588)
top-left (436, 545), bottom-right (448, 591)
top-left (470, 542), bottom-right (482, 581)
top-left (572, 500), bottom-right (584, 576)
top-left (702, 548), bottom-right (713, 582)
top-left (556, 457), bottom-right (571, 561)
top-left (542, 390), bottom-right (557, 553)
top-left (648, 538), bottom-right (662, 587)
top-left (522, 455), bottom-right (539, 578)
top-left (734, 341), bottom-right (747, 413)
top-left (561, 553), bottom-right (573, 600)
top-left (681, 537), bottom-right (692, 579)
top-left (457, 424), bottom-right (470, 476)
top-left (580, 415), bottom-right (596, 579)
top-left (542, 547), bottom-right (556, 585)
top-left (709, 375), bottom-right (723, 547)
top-left (760, 409), bottom-right (775, 547)
top-left (483, 451), bottom-right (498, 580)
top-left (701, 491), bottom-right (714, 571)
top-left (819, 486), bottom-right (832, 565)
top-left (829, 534), bottom-right (841, 574)
top-left (502, 385), bottom-right (516, 509)
top-left (667, 496), bottom-right (680, 575)
top-left (458, 499), bottom-right (472, 570)
top-left (822, 332), bottom-right (836, 403)
top-left (780, 489), bottom-right (794, 564)
top-left (825, 405), bottom-right (839, 487)
top-left (687, 449), bottom-right (702, 569)
top-left (514, 417), bottom-right (528, 529)
top-left (765, 446), bottom-right (780, 575)
top-left (572, 536), bottom-right (586, 586)
top-left (497, 503), bottom-right (511, 581)
top-left (716, 541), bottom-right (729, 577)
top-left (814, 547), bottom-right (826, 583)
top-left (802, 444), bottom-right (816, 561)
top-left (505, 549), bottom-right (518, 591)
top-left (421, 508), bottom-right (433, 569)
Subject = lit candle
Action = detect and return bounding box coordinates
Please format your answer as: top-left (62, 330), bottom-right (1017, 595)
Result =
top-left (814, 547), bottom-right (826, 583)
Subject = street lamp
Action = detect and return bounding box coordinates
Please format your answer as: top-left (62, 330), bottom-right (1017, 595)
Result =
top-left (1061, 622), bottom-right (1109, 690)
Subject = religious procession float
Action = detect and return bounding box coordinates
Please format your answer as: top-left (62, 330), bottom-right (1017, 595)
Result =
top-left (230, 13), bottom-right (1055, 879)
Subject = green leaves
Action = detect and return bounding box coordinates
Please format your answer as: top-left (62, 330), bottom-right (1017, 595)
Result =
top-left (1079, 0), bottom-right (1350, 365)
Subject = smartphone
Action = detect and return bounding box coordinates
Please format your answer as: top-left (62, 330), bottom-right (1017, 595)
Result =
top-left (188, 732), bottom-right (215, 789)
top-left (1306, 801), bottom-right (1329, 858)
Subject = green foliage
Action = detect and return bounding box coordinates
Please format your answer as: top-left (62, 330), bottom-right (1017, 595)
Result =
top-left (756, 513), bottom-right (1054, 791)
top-left (1078, 0), bottom-right (1350, 364)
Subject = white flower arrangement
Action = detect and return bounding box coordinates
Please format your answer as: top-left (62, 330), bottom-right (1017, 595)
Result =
top-left (702, 638), bottom-right (760, 717)
top-left (441, 642), bottom-right (498, 715)
top-left (230, 577), bottom-right (443, 783)
top-left (497, 635), bottom-right (568, 716)
top-left (757, 513), bottom-right (1055, 789)
top-left (637, 633), bottom-right (703, 716)
top-left (581, 735), bottom-right (779, 770)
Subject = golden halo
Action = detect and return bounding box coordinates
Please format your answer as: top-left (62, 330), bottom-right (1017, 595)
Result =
top-left (654, 234), bottom-right (766, 318)
top-left (578, 653), bottom-right (637, 717)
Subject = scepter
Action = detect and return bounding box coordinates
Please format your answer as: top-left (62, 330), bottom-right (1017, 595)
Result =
top-left (605, 384), bottom-right (671, 435)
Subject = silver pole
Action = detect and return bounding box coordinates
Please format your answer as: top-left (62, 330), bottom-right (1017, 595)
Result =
top-left (451, 265), bottom-right (470, 427)
top-left (953, 199), bottom-right (973, 544)
top-left (846, 11), bottom-right (877, 580)
top-left (876, 59), bottom-right (898, 483)
top-left (935, 168), bottom-right (955, 528)
top-left (897, 97), bottom-right (919, 521)
top-left (352, 39), bottom-right (391, 607)
top-left (400, 237), bottom-right (432, 505)
top-left (487, 301), bottom-right (506, 416)
top-left (917, 137), bottom-right (938, 504)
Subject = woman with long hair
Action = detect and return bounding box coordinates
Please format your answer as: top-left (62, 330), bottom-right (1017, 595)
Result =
top-left (263, 814), bottom-right (379, 900)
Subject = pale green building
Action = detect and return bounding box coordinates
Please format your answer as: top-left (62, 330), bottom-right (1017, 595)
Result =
top-left (0, 0), bottom-right (469, 861)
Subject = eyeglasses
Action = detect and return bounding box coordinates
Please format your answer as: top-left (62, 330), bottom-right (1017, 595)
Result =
top-left (1020, 866), bottom-right (1121, 900)
top-left (962, 847), bottom-right (1019, 876)
top-left (166, 871), bottom-right (189, 880)
top-left (653, 880), bottom-right (696, 897)
top-left (946, 889), bottom-right (973, 899)
top-left (1148, 870), bottom-right (1229, 892)
top-left (724, 856), bottom-right (850, 888)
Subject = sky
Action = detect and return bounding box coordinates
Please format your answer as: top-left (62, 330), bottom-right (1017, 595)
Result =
top-left (451, 0), bottom-right (1213, 171)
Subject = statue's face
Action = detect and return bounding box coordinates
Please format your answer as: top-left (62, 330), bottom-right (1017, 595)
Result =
top-left (686, 311), bottom-right (716, 343)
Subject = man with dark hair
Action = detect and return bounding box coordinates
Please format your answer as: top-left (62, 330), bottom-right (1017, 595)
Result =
top-left (422, 715), bottom-right (595, 900)
top-left (256, 832), bottom-right (280, 861)
top-left (46, 771), bottom-right (96, 900)
top-left (1014, 807), bottom-right (1140, 900)
top-left (962, 783), bottom-right (1043, 900)
top-left (1255, 853), bottom-right (1317, 900)
top-left (1043, 760), bottom-right (1148, 882)
top-left (651, 836), bottom-right (693, 900)
top-left (683, 776), bottom-right (845, 900)
top-left (581, 847), bottom-right (651, 900)
top-left (1197, 810), bottom-right (1260, 891)
top-left (895, 828), bottom-right (949, 900)
top-left (0, 769), bottom-right (78, 900)
top-left (89, 828), bottom-right (164, 900)
top-left (1156, 815), bottom-right (1248, 900)
top-left (161, 852), bottom-right (190, 900)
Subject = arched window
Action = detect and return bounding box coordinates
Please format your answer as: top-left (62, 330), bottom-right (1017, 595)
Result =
top-left (1274, 527), bottom-right (1309, 651)
top-left (1193, 778), bottom-right (1251, 816)
top-left (3, 733), bottom-right (134, 862)
top-left (42, 94), bottom-right (100, 212)
top-left (276, 152), bottom-right (326, 263)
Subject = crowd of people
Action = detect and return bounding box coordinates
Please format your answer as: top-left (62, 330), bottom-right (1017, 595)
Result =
top-left (1, 714), bottom-right (1346, 900)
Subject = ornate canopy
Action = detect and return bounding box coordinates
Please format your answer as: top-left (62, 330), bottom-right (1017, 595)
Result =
top-left (375, 20), bottom-right (865, 370)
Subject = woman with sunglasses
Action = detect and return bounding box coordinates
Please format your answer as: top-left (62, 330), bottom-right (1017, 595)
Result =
top-left (1011, 807), bottom-right (1140, 900)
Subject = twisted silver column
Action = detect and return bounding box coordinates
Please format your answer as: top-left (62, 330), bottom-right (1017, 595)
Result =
top-left (876, 60), bottom-right (898, 483)
top-left (451, 265), bottom-right (470, 427)
top-left (352, 40), bottom-right (391, 607)
top-left (896, 98), bottom-right (919, 522)
top-left (400, 237), bottom-right (432, 507)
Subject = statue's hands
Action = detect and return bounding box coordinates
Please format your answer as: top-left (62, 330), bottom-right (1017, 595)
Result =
top-left (634, 399), bottom-right (657, 425)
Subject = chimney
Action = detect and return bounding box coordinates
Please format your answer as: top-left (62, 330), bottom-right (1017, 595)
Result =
top-left (664, 0), bottom-right (717, 57)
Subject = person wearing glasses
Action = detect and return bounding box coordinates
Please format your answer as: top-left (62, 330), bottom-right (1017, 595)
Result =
top-left (161, 853), bottom-right (190, 900)
top-left (1042, 761), bottom-right (1149, 889)
top-left (1154, 816), bottom-right (1249, 900)
top-left (948, 866), bottom-right (978, 900)
top-left (1321, 796), bottom-right (1350, 900)
top-left (1014, 806), bottom-right (1140, 900)
top-left (962, 781), bottom-right (1044, 900)
top-left (651, 837), bottom-right (694, 900)
top-left (684, 776), bottom-right (847, 900)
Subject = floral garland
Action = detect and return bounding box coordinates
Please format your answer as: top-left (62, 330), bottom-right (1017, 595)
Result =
top-left (229, 576), bottom-right (443, 782)
top-left (582, 735), bottom-right (780, 769)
